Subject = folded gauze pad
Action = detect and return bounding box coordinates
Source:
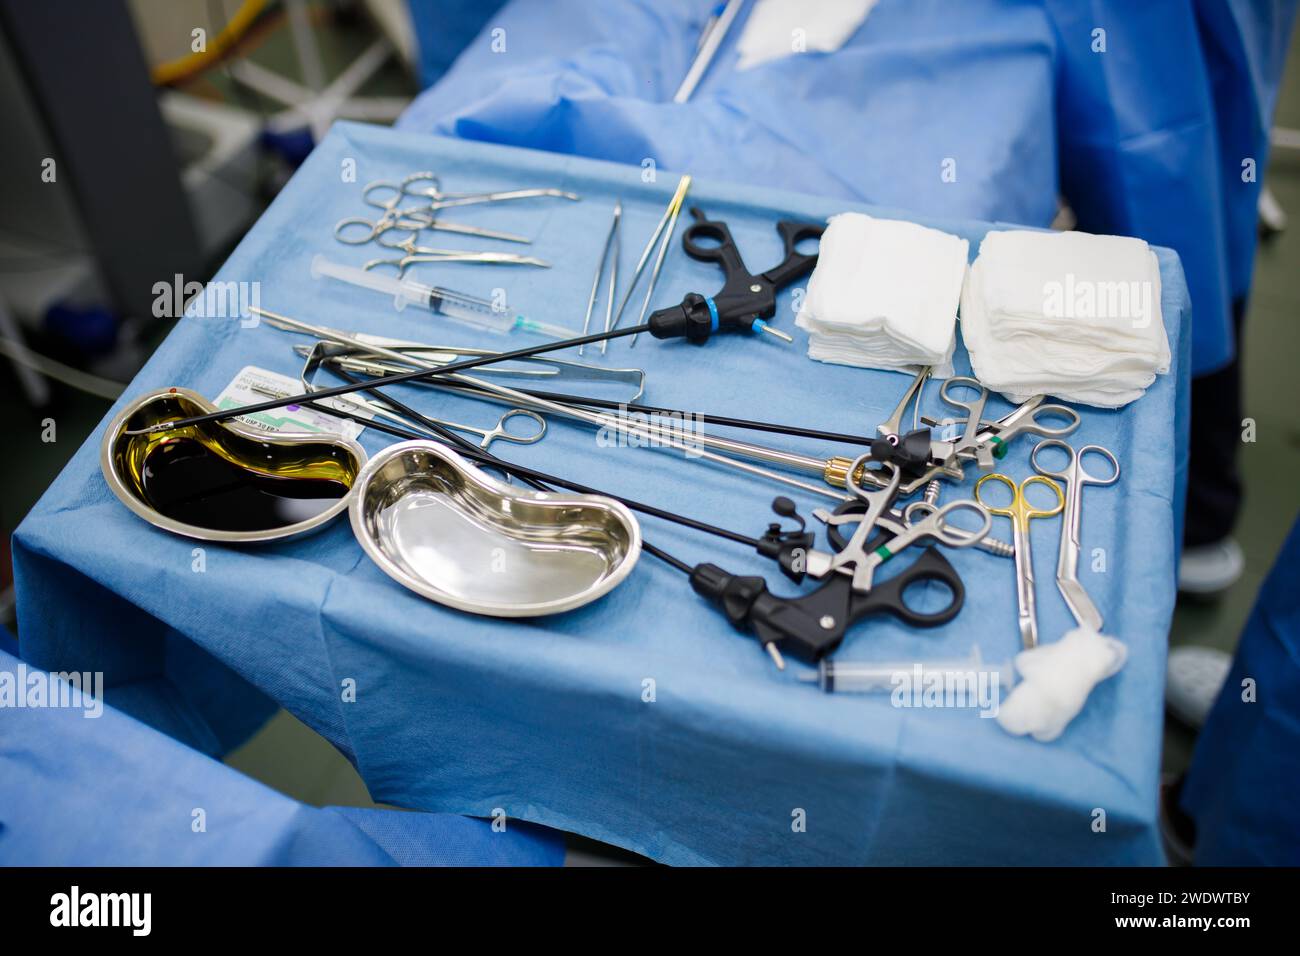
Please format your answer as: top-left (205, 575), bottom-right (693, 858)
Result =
top-left (996, 628), bottom-right (1128, 742)
top-left (960, 230), bottom-right (1171, 408)
top-left (797, 212), bottom-right (968, 377)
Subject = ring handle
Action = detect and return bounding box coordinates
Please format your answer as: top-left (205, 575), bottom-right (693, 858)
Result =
top-left (362, 180), bottom-right (405, 211)
top-left (1076, 444), bottom-right (1120, 486)
top-left (681, 217), bottom-right (740, 266)
top-left (938, 375), bottom-right (986, 411)
top-left (491, 409), bottom-right (547, 446)
top-left (1019, 474), bottom-right (1065, 519)
top-left (974, 473), bottom-right (1017, 516)
top-left (1024, 404), bottom-right (1081, 437)
top-left (866, 547), bottom-right (965, 627)
top-left (334, 217), bottom-right (382, 245)
top-left (763, 221), bottom-right (824, 288)
top-left (918, 499), bottom-right (993, 549)
top-left (1029, 438), bottom-right (1074, 481)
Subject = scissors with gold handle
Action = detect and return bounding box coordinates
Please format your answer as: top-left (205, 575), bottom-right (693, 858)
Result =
top-left (975, 472), bottom-right (1065, 649)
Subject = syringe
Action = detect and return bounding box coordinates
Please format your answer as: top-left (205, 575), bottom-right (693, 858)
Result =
top-left (311, 255), bottom-right (574, 339)
top-left (799, 647), bottom-right (1013, 693)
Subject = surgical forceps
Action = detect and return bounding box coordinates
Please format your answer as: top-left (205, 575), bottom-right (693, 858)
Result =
top-left (1030, 440), bottom-right (1120, 631)
top-left (926, 396), bottom-right (1081, 462)
top-left (580, 200), bottom-right (621, 356)
top-left (876, 366), bottom-right (932, 439)
top-left (808, 493), bottom-right (994, 590)
top-left (974, 472), bottom-right (1065, 649)
top-left (389, 172), bottom-right (579, 210)
top-left (334, 173), bottom-right (577, 246)
top-left (820, 458), bottom-right (903, 591)
top-left (834, 389), bottom-right (1083, 496)
top-left (816, 496), bottom-right (1012, 559)
top-left (362, 233), bottom-right (551, 275)
top-left (935, 376), bottom-right (996, 469)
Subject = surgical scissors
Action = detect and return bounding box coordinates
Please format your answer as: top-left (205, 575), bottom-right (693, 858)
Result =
top-left (975, 473), bottom-right (1065, 649)
top-left (1030, 439), bottom-right (1120, 631)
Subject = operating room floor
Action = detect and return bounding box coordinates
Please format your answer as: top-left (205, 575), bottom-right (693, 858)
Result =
top-left (3, 19), bottom-right (1298, 867)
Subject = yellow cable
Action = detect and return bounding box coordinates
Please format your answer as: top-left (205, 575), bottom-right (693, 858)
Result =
top-left (150, 0), bottom-right (269, 86)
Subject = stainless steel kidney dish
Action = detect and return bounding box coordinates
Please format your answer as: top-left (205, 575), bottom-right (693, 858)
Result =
top-left (349, 441), bottom-right (641, 616)
top-left (101, 387), bottom-right (366, 544)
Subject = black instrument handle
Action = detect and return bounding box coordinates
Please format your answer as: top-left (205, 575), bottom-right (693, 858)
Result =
top-left (852, 547), bottom-right (964, 628)
top-left (761, 221), bottom-right (825, 289)
top-left (680, 208), bottom-right (748, 279)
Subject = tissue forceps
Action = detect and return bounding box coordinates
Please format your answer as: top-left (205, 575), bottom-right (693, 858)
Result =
top-left (975, 473), bottom-right (1065, 649)
top-left (1030, 440), bottom-right (1120, 631)
top-left (580, 200), bottom-right (622, 356)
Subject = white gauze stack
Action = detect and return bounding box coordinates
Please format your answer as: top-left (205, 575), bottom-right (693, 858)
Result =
top-left (797, 213), bottom-right (968, 377)
top-left (960, 230), bottom-right (1171, 408)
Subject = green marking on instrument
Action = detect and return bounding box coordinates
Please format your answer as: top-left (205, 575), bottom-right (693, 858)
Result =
top-left (873, 544), bottom-right (894, 561)
top-left (990, 436), bottom-right (1007, 459)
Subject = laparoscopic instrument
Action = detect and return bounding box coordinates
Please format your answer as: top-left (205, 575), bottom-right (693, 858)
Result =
top-left (1030, 439), bottom-right (1120, 631)
top-left (311, 256), bottom-right (574, 338)
top-left (974, 472), bottom-right (1066, 649)
top-left (275, 322), bottom-right (991, 511)
top-left (637, 206), bottom-right (825, 346)
top-left (250, 373), bottom-right (547, 453)
top-left (260, 370), bottom-right (985, 669)
top-left (255, 307), bottom-right (1063, 531)
top-left (827, 365), bottom-right (1082, 496)
top-left (276, 321), bottom-right (649, 400)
